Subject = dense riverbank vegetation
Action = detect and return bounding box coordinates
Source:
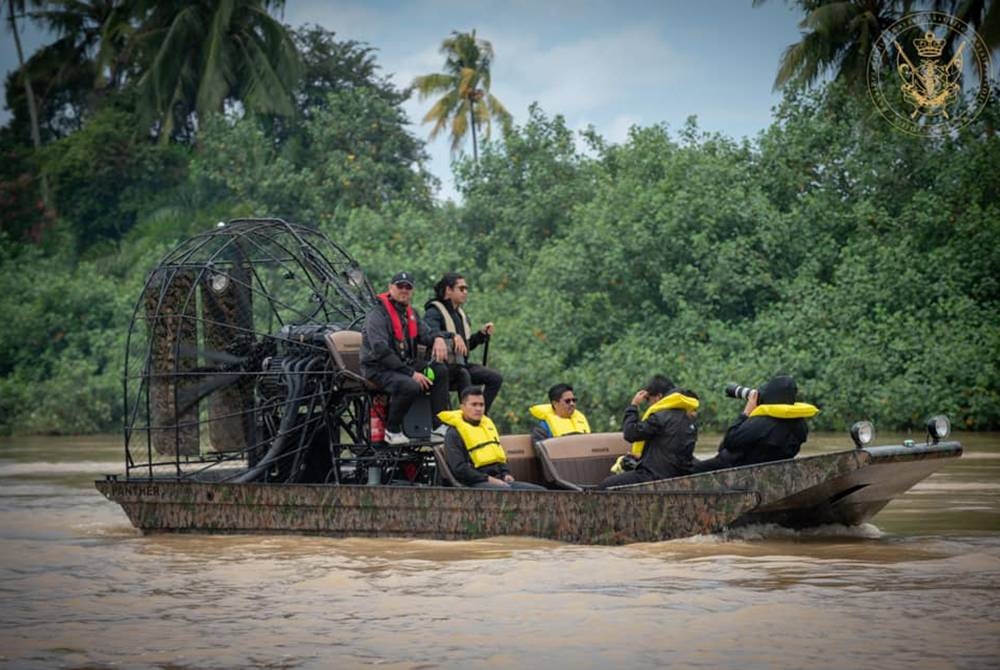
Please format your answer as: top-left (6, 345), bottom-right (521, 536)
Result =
top-left (1, 11), bottom-right (997, 435)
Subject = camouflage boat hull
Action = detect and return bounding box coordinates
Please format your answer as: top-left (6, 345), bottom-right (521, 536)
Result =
top-left (96, 441), bottom-right (961, 543)
top-left (625, 441), bottom-right (963, 528)
top-left (94, 480), bottom-right (760, 545)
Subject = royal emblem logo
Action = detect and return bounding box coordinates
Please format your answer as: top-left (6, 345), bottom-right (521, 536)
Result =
top-left (868, 11), bottom-right (992, 136)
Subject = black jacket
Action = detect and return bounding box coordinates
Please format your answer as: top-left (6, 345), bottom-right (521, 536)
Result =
top-left (715, 414), bottom-right (808, 466)
top-left (423, 300), bottom-right (487, 350)
top-left (443, 423), bottom-right (509, 486)
top-left (359, 298), bottom-right (442, 378)
top-left (715, 375), bottom-right (809, 466)
top-left (622, 405), bottom-right (698, 479)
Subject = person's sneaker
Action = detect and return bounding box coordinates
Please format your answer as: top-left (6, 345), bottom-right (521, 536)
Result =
top-left (384, 430), bottom-right (410, 446)
top-left (429, 425), bottom-right (449, 443)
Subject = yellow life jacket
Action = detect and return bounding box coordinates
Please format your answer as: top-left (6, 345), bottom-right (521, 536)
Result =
top-left (630, 392), bottom-right (700, 457)
top-left (529, 404), bottom-right (591, 437)
top-left (749, 403), bottom-right (820, 419)
top-left (437, 409), bottom-right (507, 468)
top-left (428, 300), bottom-right (472, 338)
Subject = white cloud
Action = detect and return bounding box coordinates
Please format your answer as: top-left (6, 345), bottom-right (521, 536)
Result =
top-left (605, 113), bottom-right (643, 144)
top-left (282, 2), bottom-right (385, 42)
top-left (497, 26), bottom-right (684, 118)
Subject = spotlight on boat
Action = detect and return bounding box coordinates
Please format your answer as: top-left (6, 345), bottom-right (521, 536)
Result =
top-left (926, 415), bottom-right (951, 444)
top-left (850, 421), bottom-right (875, 449)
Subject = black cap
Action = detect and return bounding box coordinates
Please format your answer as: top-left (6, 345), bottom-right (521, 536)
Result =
top-left (391, 271), bottom-right (415, 287)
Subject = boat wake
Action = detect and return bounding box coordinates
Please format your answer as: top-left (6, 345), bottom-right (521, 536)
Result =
top-left (688, 522), bottom-right (885, 543)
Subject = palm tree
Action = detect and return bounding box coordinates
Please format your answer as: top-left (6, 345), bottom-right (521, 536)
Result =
top-left (759, 0), bottom-right (999, 92)
top-left (756, 0), bottom-right (902, 91)
top-left (412, 29), bottom-right (511, 161)
top-left (20, 0), bottom-right (134, 135)
top-left (4, 0), bottom-right (51, 209)
top-left (31, 0), bottom-right (135, 93)
top-left (133, 0), bottom-right (301, 141)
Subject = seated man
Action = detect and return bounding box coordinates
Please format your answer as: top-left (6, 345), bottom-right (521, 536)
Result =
top-left (597, 375), bottom-right (699, 489)
top-left (441, 386), bottom-right (546, 489)
top-left (360, 271), bottom-right (450, 446)
top-left (529, 383), bottom-right (591, 443)
top-left (693, 374), bottom-right (818, 472)
top-left (424, 272), bottom-right (503, 412)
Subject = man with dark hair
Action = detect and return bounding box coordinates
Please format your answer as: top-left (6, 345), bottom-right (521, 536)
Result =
top-left (424, 272), bottom-right (503, 412)
top-left (361, 271), bottom-right (451, 446)
top-left (693, 374), bottom-right (818, 472)
top-left (440, 386), bottom-right (546, 489)
top-left (529, 383), bottom-right (591, 443)
top-left (597, 374), bottom-right (699, 489)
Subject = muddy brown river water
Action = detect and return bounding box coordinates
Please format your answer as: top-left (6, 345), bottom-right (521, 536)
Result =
top-left (1, 432), bottom-right (998, 669)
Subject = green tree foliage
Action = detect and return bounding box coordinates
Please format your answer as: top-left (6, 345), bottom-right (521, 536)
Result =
top-left (0, 248), bottom-right (130, 433)
top-left (3, 0), bottom-right (51, 212)
top-left (191, 90), bottom-right (432, 218)
top-left (432, 86), bottom-right (997, 434)
top-left (1, 0), bottom-right (302, 251)
top-left (41, 99), bottom-right (189, 254)
top-left (292, 25), bottom-right (402, 116)
top-left (188, 26), bottom-right (432, 220)
top-left (0, 136), bottom-right (53, 247)
top-left (132, 0), bottom-right (301, 142)
top-left (6, 0), bottom-right (130, 139)
top-left (1, 15), bottom-right (997, 436)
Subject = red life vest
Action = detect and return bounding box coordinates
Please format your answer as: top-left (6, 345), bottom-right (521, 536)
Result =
top-left (377, 292), bottom-right (418, 342)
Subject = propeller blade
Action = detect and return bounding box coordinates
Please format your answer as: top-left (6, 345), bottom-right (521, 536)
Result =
top-left (176, 373), bottom-right (244, 416)
top-left (176, 344), bottom-right (247, 365)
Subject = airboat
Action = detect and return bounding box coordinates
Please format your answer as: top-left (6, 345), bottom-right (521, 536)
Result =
top-left (95, 219), bottom-right (962, 545)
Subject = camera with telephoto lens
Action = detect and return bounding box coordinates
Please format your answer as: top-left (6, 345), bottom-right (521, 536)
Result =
top-left (724, 383), bottom-right (755, 400)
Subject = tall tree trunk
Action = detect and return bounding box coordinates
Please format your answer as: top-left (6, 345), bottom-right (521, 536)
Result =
top-left (6, 0), bottom-right (52, 213)
top-left (469, 98), bottom-right (478, 163)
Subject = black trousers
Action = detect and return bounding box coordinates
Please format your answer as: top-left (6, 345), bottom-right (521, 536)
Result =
top-left (597, 469), bottom-right (657, 490)
top-left (369, 361), bottom-right (450, 432)
top-left (690, 451), bottom-right (739, 473)
top-left (449, 364), bottom-right (503, 412)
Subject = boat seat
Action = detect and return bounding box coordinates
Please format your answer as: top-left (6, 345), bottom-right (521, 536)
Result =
top-left (501, 434), bottom-right (545, 485)
top-left (431, 444), bottom-right (462, 486)
top-left (324, 330), bottom-right (375, 390)
top-left (534, 432), bottom-right (631, 490)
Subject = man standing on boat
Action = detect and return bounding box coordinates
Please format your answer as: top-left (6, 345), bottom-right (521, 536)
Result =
top-left (597, 375), bottom-right (699, 489)
top-left (529, 383), bottom-right (591, 443)
top-left (692, 375), bottom-right (819, 472)
top-left (441, 386), bottom-right (546, 489)
top-left (361, 271), bottom-right (451, 445)
top-left (424, 272), bottom-right (503, 412)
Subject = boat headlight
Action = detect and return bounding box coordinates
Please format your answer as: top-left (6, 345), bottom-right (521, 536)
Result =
top-left (926, 415), bottom-right (950, 444)
top-left (346, 264), bottom-right (366, 288)
top-left (850, 421), bottom-right (875, 449)
top-left (209, 271), bottom-right (230, 293)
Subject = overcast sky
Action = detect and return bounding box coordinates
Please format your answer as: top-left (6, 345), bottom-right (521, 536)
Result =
top-left (1, 0), bottom-right (806, 201)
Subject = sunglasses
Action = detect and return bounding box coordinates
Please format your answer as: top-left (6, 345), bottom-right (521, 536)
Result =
top-left (562, 397), bottom-right (577, 404)
top-left (394, 283), bottom-right (414, 290)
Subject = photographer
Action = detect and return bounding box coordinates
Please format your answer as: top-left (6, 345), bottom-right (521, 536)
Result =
top-left (597, 375), bottom-right (699, 489)
top-left (693, 375), bottom-right (819, 473)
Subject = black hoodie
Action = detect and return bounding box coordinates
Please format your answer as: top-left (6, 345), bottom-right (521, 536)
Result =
top-left (713, 375), bottom-right (809, 466)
